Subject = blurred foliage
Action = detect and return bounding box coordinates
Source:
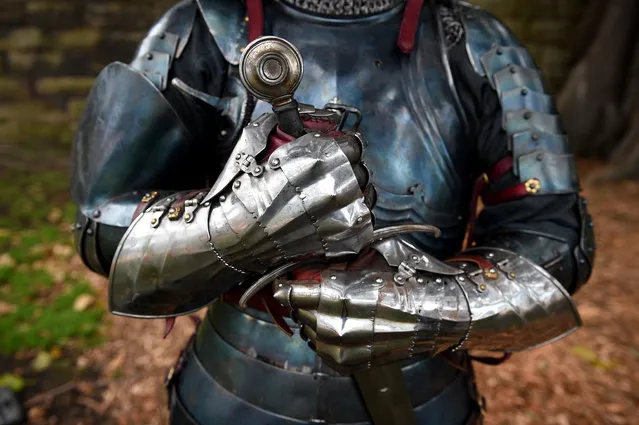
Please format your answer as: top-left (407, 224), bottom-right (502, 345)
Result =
top-left (0, 169), bottom-right (104, 356)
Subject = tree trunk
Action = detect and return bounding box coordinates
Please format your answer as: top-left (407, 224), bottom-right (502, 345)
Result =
top-left (558, 0), bottom-right (639, 181)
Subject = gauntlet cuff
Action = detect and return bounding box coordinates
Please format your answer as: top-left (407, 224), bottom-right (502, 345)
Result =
top-left (439, 247), bottom-right (581, 352)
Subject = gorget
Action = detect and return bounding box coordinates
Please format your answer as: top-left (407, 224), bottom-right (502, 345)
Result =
top-left (277, 0), bottom-right (405, 17)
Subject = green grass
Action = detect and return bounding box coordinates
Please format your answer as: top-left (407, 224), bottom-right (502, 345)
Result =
top-left (0, 169), bottom-right (105, 355)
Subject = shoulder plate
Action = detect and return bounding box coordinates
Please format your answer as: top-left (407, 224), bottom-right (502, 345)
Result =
top-left (460, 4), bottom-right (578, 196)
top-left (196, 0), bottom-right (248, 65)
top-left (71, 62), bottom-right (193, 227)
top-left (131, 0), bottom-right (198, 90)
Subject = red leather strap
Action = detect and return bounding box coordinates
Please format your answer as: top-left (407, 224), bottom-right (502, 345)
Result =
top-left (465, 156), bottom-right (522, 247)
top-left (246, 0), bottom-right (264, 43)
top-left (264, 125), bottom-right (296, 158)
top-left (486, 156), bottom-right (513, 183)
top-left (482, 182), bottom-right (529, 205)
top-left (397, 0), bottom-right (424, 54)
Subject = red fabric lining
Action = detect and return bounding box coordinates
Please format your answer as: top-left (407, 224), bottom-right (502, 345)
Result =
top-left (397, 0), bottom-right (424, 54)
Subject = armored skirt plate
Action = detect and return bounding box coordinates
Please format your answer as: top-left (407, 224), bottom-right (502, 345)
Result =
top-left (171, 301), bottom-right (478, 424)
top-left (248, 2), bottom-right (473, 258)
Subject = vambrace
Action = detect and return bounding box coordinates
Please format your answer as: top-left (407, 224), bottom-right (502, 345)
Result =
top-left (371, 240), bottom-right (582, 356)
top-left (109, 114), bottom-right (374, 318)
top-left (441, 246), bottom-right (581, 352)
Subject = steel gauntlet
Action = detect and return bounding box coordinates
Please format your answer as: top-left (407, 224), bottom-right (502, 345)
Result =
top-left (109, 113), bottom-right (374, 318)
top-left (276, 238), bottom-right (581, 371)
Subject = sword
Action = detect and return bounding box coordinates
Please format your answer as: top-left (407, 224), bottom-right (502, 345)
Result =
top-left (238, 36), bottom-right (420, 425)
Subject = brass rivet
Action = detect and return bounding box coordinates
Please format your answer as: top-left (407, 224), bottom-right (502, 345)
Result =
top-left (151, 218), bottom-right (158, 225)
top-left (525, 178), bottom-right (541, 194)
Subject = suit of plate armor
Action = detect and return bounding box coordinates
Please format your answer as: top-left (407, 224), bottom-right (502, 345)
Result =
top-left (71, 0), bottom-right (595, 424)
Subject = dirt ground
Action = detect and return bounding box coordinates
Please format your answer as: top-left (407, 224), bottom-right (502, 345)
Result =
top-left (24, 164), bottom-right (639, 425)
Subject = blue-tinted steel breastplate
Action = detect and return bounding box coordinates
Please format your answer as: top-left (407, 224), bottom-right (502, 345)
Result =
top-left (171, 2), bottom-right (479, 425)
top-left (249, 3), bottom-right (472, 259)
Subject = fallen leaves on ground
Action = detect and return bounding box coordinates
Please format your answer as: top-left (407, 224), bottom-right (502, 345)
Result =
top-left (18, 163), bottom-right (639, 425)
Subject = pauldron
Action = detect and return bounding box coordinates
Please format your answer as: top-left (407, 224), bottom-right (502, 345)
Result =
top-left (109, 112), bottom-right (374, 318)
top-left (463, 5), bottom-right (578, 198)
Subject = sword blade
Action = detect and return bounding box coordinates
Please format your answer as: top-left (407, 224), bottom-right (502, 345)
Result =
top-left (353, 364), bottom-right (418, 425)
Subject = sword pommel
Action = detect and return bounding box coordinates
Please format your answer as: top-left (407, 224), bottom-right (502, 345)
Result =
top-left (239, 36), bottom-right (305, 137)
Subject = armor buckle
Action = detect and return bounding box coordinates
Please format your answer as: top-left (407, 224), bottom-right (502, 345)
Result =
top-left (325, 103), bottom-right (363, 132)
top-left (394, 261), bottom-right (417, 285)
top-left (239, 153), bottom-right (264, 177)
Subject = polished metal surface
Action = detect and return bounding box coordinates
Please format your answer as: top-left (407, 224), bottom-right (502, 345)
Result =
top-left (239, 224), bottom-right (444, 308)
top-left (372, 237), bottom-right (463, 276)
top-left (109, 113), bottom-right (373, 317)
top-left (170, 299), bottom-right (475, 424)
top-left (462, 3), bottom-right (579, 196)
top-left (458, 247), bottom-right (581, 351)
top-left (249, 2), bottom-right (472, 259)
top-left (196, 0), bottom-right (248, 65)
top-left (276, 240), bottom-right (581, 371)
top-left (239, 36), bottom-right (304, 106)
top-left (131, 0), bottom-right (197, 90)
top-left (71, 62), bottom-right (194, 227)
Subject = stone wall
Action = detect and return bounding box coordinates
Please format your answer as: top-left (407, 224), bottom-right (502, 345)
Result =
top-left (0, 0), bottom-right (176, 165)
top-left (0, 0), bottom-right (586, 164)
